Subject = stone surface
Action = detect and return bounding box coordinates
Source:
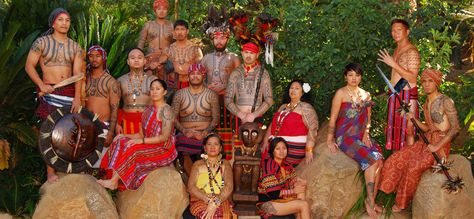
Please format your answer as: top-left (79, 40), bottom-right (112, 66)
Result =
top-left (412, 154), bottom-right (474, 219)
top-left (33, 173), bottom-right (118, 219)
top-left (115, 166), bottom-right (188, 219)
top-left (296, 139), bottom-right (362, 219)
top-left (0, 213), bottom-right (12, 219)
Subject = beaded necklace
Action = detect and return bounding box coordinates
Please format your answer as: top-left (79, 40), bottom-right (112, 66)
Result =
top-left (128, 72), bottom-right (145, 106)
top-left (346, 86), bottom-right (362, 110)
top-left (205, 158), bottom-right (224, 196)
top-left (274, 102), bottom-right (299, 135)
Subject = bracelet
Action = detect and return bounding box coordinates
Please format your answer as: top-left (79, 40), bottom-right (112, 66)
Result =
top-left (305, 147), bottom-right (313, 153)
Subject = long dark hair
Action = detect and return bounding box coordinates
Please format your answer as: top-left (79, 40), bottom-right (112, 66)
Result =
top-left (201, 133), bottom-right (225, 158)
top-left (282, 79), bottom-right (313, 104)
top-left (268, 137), bottom-right (288, 159)
top-left (150, 78), bottom-right (168, 91)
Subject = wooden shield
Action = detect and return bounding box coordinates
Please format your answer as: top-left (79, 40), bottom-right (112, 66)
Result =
top-left (38, 107), bottom-right (105, 173)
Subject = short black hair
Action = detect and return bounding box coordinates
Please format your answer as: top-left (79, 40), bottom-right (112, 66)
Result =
top-left (391, 19), bottom-right (410, 30)
top-left (268, 137), bottom-right (288, 159)
top-left (174, 19), bottom-right (189, 29)
top-left (343, 63), bottom-right (363, 76)
top-left (150, 78), bottom-right (168, 91)
top-left (128, 47), bottom-right (146, 57)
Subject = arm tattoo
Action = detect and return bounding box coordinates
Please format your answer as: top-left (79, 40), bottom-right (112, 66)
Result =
top-left (108, 80), bottom-right (120, 133)
top-left (206, 90), bottom-right (220, 132)
top-left (160, 105), bottom-right (175, 139)
top-left (442, 96), bottom-right (460, 139)
top-left (261, 202), bottom-right (277, 215)
top-left (225, 71), bottom-right (239, 116)
top-left (218, 160), bottom-right (234, 201)
top-left (301, 103), bottom-right (319, 143)
top-left (171, 90), bottom-right (185, 132)
top-left (254, 70), bottom-right (274, 116)
top-left (138, 22), bottom-right (148, 49)
top-left (30, 38), bottom-right (42, 53)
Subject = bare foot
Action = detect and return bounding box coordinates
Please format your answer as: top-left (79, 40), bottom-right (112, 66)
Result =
top-left (47, 173), bottom-right (59, 183)
top-left (97, 179), bottom-right (118, 190)
top-left (392, 204), bottom-right (403, 213)
top-left (365, 198), bottom-right (378, 218)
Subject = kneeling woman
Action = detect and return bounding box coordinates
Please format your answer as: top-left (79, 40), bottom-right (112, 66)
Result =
top-left (257, 137), bottom-right (310, 219)
top-left (188, 133), bottom-right (236, 219)
top-left (97, 79), bottom-right (178, 190)
top-left (326, 63), bottom-right (383, 217)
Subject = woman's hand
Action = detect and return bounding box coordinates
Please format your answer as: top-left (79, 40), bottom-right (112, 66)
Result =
top-left (203, 202), bottom-right (218, 219)
top-left (327, 138), bottom-right (338, 153)
top-left (305, 152), bottom-right (314, 164)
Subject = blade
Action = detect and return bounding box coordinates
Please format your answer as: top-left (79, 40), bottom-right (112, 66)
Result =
top-left (376, 65), bottom-right (397, 94)
top-left (53, 73), bottom-right (84, 89)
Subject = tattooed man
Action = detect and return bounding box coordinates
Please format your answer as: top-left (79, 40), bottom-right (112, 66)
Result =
top-left (138, 0), bottom-right (173, 79)
top-left (25, 8), bottom-right (83, 183)
top-left (172, 63), bottom-right (219, 176)
top-left (378, 69), bottom-right (460, 212)
top-left (161, 20), bottom-right (203, 90)
top-left (85, 45), bottom-right (120, 167)
top-left (225, 42), bottom-right (274, 124)
top-left (116, 48), bottom-right (157, 135)
top-left (201, 23), bottom-right (240, 160)
top-left (378, 19), bottom-right (421, 150)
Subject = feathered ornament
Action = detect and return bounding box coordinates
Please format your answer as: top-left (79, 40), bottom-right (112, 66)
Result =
top-left (203, 5), bottom-right (230, 39)
top-left (229, 11), bottom-right (279, 67)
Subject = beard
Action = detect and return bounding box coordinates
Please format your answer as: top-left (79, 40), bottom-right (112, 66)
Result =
top-left (214, 43), bottom-right (227, 52)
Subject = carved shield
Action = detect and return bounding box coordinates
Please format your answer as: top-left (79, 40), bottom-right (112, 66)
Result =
top-left (38, 107), bottom-right (105, 173)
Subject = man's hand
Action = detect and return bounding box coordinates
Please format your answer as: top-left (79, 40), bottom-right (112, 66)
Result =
top-left (39, 83), bottom-right (54, 94)
top-left (378, 48), bottom-right (396, 68)
top-left (115, 124), bottom-right (123, 135)
top-left (70, 98), bottom-right (81, 113)
top-left (105, 131), bottom-right (113, 147)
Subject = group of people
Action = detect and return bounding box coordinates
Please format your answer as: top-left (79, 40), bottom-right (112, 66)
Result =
top-left (25, 1), bottom-right (461, 218)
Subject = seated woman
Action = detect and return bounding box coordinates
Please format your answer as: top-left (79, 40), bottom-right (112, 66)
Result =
top-left (188, 133), bottom-right (236, 219)
top-left (262, 79), bottom-right (319, 167)
top-left (257, 137), bottom-right (310, 219)
top-left (97, 79), bottom-right (177, 190)
top-left (326, 63), bottom-right (383, 218)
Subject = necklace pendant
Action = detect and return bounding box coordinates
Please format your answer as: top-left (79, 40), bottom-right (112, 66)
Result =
top-left (133, 90), bottom-right (140, 97)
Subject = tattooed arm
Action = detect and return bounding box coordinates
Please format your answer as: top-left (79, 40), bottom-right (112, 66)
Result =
top-left (225, 71), bottom-right (244, 119)
top-left (430, 96), bottom-right (460, 152)
top-left (25, 37), bottom-right (53, 93)
top-left (378, 47), bottom-right (420, 82)
top-left (137, 22), bottom-right (149, 49)
top-left (145, 105), bottom-right (175, 143)
top-left (327, 89), bottom-right (343, 153)
top-left (187, 160), bottom-right (210, 201)
top-left (194, 46), bottom-right (203, 63)
top-left (171, 90), bottom-right (186, 133)
top-left (71, 45), bottom-right (84, 113)
top-left (217, 160), bottom-right (234, 202)
top-left (301, 102), bottom-right (319, 150)
top-left (252, 70), bottom-right (274, 117)
top-left (205, 90), bottom-right (220, 133)
top-left (107, 79), bottom-right (121, 145)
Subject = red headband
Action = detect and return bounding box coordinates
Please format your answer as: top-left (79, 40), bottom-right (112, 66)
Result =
top-left (242, 42), bottom-right (260, 54)
top-left (421, 68), bottom-right (443, 86)
top-left (153, 0), bottom-right (169, 10)
top-left (188, 63), bottom-right (206, 75)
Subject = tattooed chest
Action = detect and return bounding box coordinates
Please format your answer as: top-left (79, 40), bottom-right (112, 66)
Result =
top-left (86, 76), bottom-right (109, 98)
top-left (41, 37), bottom-right (76, 67)
top-left (179, 93), bottom-right (212, 122)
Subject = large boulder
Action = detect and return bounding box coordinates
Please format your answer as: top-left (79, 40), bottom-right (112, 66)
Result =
top-left (33, 173), bottom-right (118, 219)
top-left (115, 166), bottom-right (188, 219)
top-left (296, 141), bottom-right (362, 218)
top-left (412, 154), bottom-right (474, 219)
top-left (0, 213), bottom-right (13, 219)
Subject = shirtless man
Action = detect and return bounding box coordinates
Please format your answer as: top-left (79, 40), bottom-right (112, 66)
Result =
top-left (138, 0), bottom-right (173, 78)
top-left (116, 48), bottom-right (158, 135)
top-left (25, 8), bottom-right (83, 183)
top-left (161, 20), bottom-right (203, 90)
top-left (201, 24), bottom-right (240, 160)
top-left (378, 69), bottom-right (460, 212)
top-left (225, 42), bottom-right (274, 124)
top-left (172, 63), bottom-right (219, 176)
top-left (378, 19), bottom-right (421, 150)
top-left (84, 45), bottom-right (120, 167)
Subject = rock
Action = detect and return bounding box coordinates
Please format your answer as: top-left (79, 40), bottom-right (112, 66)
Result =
top-left (296, 140), bottom-right (362, 218)
top-left (33, 173), bottom-right (118, 219)
top-left (115, 166), bottom-right (188, 219)
top-left (412, 154), bottom-right (474, 219)
top-left (0, 213), bottom-right (13, 219)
